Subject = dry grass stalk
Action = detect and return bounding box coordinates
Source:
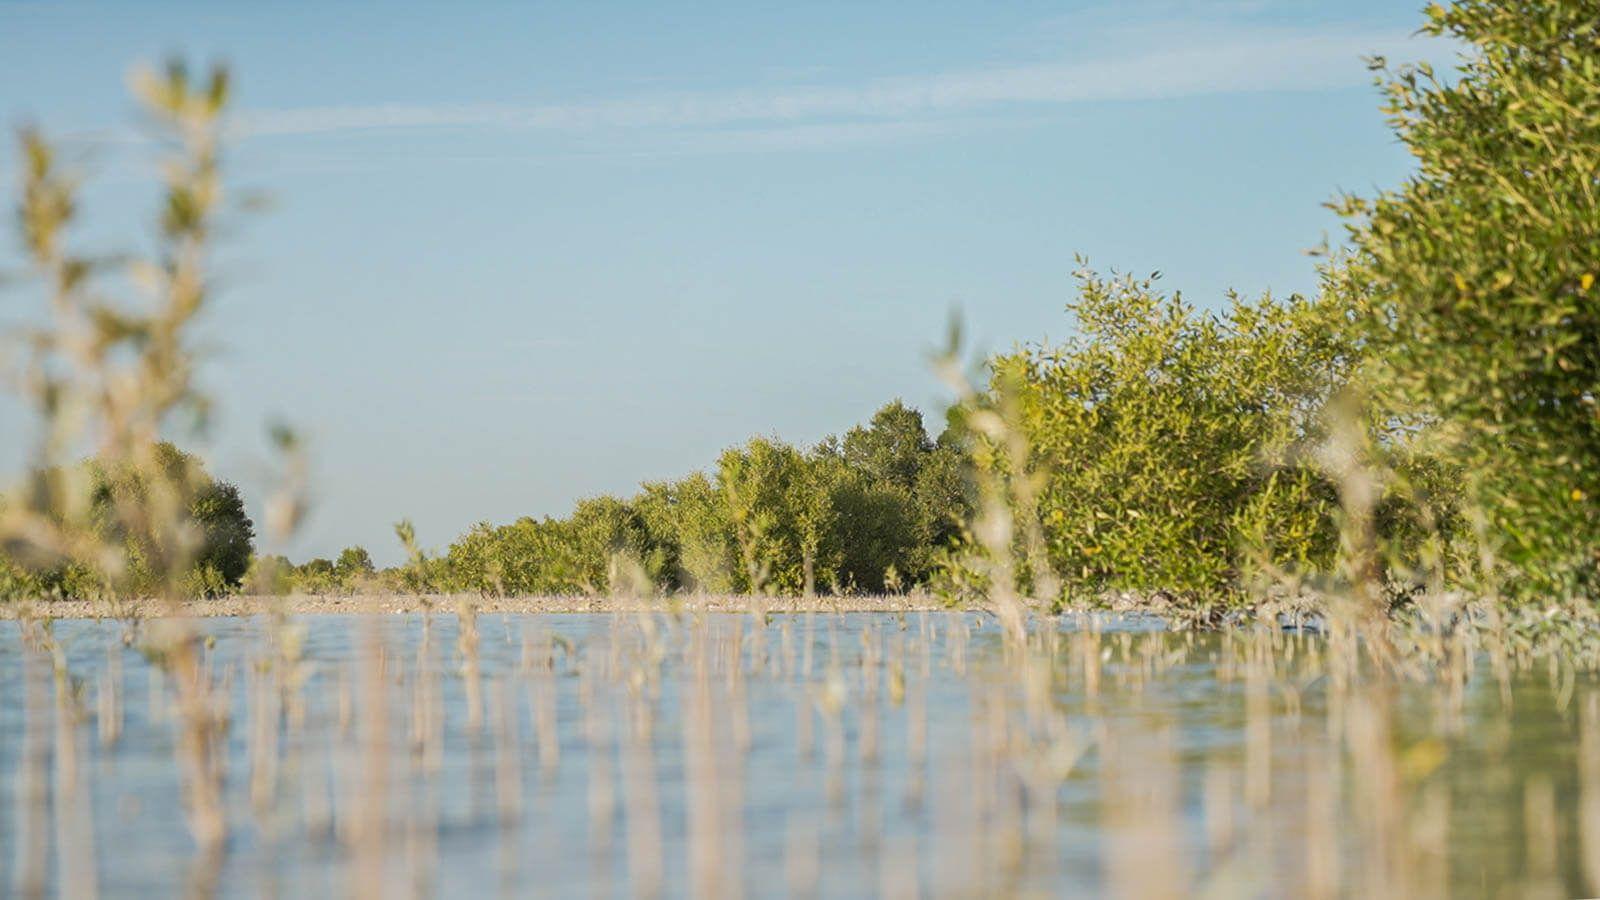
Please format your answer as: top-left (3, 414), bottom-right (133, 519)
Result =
top-left (12, 633), bottom-right (49, 900)
top-left (51, 641), bottom-right (100, 900)
top-left (619, 686), bottom-right (664, 898)
top-left (350, 620), bottom-right (390, 899)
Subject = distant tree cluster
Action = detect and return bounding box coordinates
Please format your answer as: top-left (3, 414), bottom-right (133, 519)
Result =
top-left (0, 443), bottom-right (255, 600)
top-left (247, 545), bottom-right (376, 595)
top-left (427, 401), bottom-right (971, 596)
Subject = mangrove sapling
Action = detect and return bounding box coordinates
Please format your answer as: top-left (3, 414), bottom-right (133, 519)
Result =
top-left (932, 322), bottom-right (1040, 644)
top-left (3, 63), bottom-right (320, 887)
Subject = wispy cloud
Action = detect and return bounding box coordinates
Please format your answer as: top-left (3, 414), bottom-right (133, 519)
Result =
top-left (236, 24), bottom-right (1422, 145)
top-left (36, 16), bottom-right (1435, 165)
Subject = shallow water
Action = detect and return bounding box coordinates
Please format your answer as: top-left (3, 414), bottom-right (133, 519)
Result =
top-left (0, 611), bottom-right (1589, 897)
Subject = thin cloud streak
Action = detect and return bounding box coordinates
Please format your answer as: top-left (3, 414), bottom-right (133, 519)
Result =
top-left (237, 25), bottom-right (1422, 141)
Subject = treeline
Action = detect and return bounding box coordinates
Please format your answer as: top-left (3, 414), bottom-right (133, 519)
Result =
top-left (346, 401), bottom-right (971, 597)
top-left (0, 403), bottom-right (973, 601)
top-left (248, 546), bottom-right (376, 595)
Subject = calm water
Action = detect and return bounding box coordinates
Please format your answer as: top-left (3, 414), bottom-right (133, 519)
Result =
top-left (0, 612), bottom-right (1588, 897)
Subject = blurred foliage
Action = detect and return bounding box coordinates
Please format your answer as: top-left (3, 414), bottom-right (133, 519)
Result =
top-left (0, 61), bottom-right (316, 612)
top-left (0, 61), bottom-right (270, 605)
top-left (0, 59), bottom-right (240, 598)
top-left (0, 449), bottom-right (256, 602)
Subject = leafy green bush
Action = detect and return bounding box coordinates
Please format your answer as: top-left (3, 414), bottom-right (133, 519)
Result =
top-left (1333, 0), bottom-right (1600, 600)
top-left (993, 268), bottom-right (1353, 601)
top-left (244, 554), bottom-right (295, 595)
top-left (189, 480), bottom-right (255, 592)
top-left (827, 475), bottom-right (920, 593)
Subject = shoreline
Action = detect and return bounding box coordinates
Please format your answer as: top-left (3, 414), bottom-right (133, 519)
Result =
top-left (0, 592), bottom-right (968, 620)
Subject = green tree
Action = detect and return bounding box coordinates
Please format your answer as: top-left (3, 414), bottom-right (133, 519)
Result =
top-left (245, 554), bottom-right (295, 595)
top-left (335, 545), bottom-right (376, 583)
top-left (292, 557), bottom-right (338, 593)
top-left (669, 473), bottom-right (738, 594)
top-left (717, 437), bottom-right (809, 594)
top-left (448, 517), bottom-right (582, 595)
top-left (190, 480), bottom-right (254, 591)
top-left (913, 425), bottom-right (974, 566)
top-left (842, 400), bottom-right (931, 491)
top-left (793, 449), bottom-right (842, 596)
top-left (633, 480), bottom-right (688, 591)
top-left (569, 496), bottom-right (662, 592)
top-left (828, 473), bottom-right (920, 593)
top-left (425, 402), bottom-right (969, 600)
top-left (1, 443), bottom-right (255, 599)
top-left (1334, 0), bottom-right (1600, 598)
top-left (828, 401), bottom-right (973, 588)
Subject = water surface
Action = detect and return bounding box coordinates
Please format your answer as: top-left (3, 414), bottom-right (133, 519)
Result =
top-left (0, 612), bottom-right (1587, 897)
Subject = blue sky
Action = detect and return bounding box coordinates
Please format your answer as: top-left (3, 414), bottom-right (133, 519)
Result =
top-left (0, 0), bottom-right (1444, 563)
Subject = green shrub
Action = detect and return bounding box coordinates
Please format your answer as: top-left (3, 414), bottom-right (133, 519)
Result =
top-left (995, 268), bottom-right (1353, 601)
top-left (448, 517), bottom-right (586, 594)
top-left (827, 475), bottom-right (920, 593)
top-left (189, 480), bottom-right (254, 592)
top-left (245, 554), bottom-right (295, 595)
top-left (569, 496), bottom-right (665, 590)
